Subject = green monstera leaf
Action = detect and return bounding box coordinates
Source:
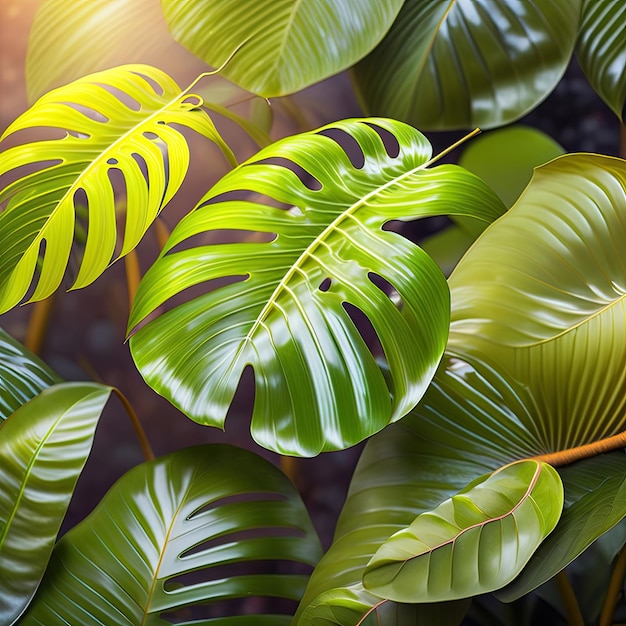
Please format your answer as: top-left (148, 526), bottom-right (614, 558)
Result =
top-left (161, 0), bottom-right (405, 97)
top-left (352, 0), bottom-right (581, 130)
top-left (0, 382), bottom-right (112, 626)
top-left (0, 64), bottom-right (235, 315)
top-left (0, 328), bottom-right (61, 422)
top-left (128, 118), bottom-right (505, 456)
top-left (576, 0), bottom-right (626, 122)
top-left (20, 444), bottom-right (322, 626)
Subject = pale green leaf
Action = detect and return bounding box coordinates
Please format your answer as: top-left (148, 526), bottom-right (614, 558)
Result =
top-left (0, 382), bottom-right (111, 626)
top-left (0, 64), bottom-right (235, 314)
top-left (20, 444), bottom-right (322, 625)
top-left (25, 0), bottom-right (175, 102)
top-left (0, 328), bottom-right (61, 422)
top-left (576, 0), bottom-right (626, 122)
top-left (352, 0), bottom-right (581, 130)
top-left (128, 118), bottom-right (505, 456)
top-left (161, 0), bottom-right (405, 96)
top-left (362, 460), bottom-right (563, 603)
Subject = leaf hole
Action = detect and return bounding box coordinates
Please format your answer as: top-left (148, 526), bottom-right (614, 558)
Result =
top-left (67, 189), bottom-right (90, 281)
top-left (165, 230), bottom-right (276, 256)
top-left (342, 302), bottom-right (386, 361)
top-left (59, 101), bottom-right (109, 123)
top-left (255, 156), bottom-right (322, 191)
top-left (319, 277), bottom-right (331, 292)
top-left (106, 167), bottom-right (128, 258)
top-left (200, 190), bottom-right (295, 212)
top-left (97, 82), bottom-right (142, 111)
top-left (364, 122), bottom-right (400, 158)
top-left (107, 158), bottom-right (118, 165)
top-left (189, 491), bottom-right (286, 519)
top-left (66, 129), bottom-right (91, 139)
top-left (133, 71), bottom-right (165, 96)
top-left (317, 127), bottom-right (365, 168)
top-left (143, 131), bottom-right (159, 140)
top-left (0, 160), bottom-right (63, 208)
top-left (368, 272), bottom-right (402, 309)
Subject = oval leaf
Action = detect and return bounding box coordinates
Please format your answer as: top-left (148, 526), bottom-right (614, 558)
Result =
top-left (128, 118), bottom-right (505, 456)
top-left (161, 0), bottom-right (404, 97)
top-left (0, 382), bottom-right (112, 625)
top-left (362, 460), bottom-right (563, 603)
top-left (25, 0), bottom-right (175, 102)
top-left (352, 0), bottom-right (581, 130)
top-left (0, 64), bottom-right (234, 314)
top-left (576, 0), bottom-right (626, 122)
top-left (0, 328), bottom-right (60, 422)
top-left (20, 444), bottom-right (322, 625)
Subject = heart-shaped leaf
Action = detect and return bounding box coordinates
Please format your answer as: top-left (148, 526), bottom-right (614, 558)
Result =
top-left (0, 382), bottom-right (111, 625)
top-left (161, 0), bottom-right (405, 96)
top-left (0, 64), bottom-right (235, 314)
top-left (352, 0), bottom-right (581, 130)
top-left (128, 118), bottom-right (505, 456)
top-left (20, 444), bottom-right (322, 625)
top-left (0, 328), bottom-right (60, 422)
top-left (576, 0), bottom-right (626, 122)
top-left (362, 460), bottom-right (563, 603)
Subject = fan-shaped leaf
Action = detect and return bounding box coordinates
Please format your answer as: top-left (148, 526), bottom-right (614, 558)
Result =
top-left (0, 328), bottom-right (60, 422)
top-left (352, 0), bottom-right (581, 130)
top-left (128, 118), bottom-right (505, 456)
top-left (20, 444), bottom-right (322, 625)
top-left (161, 0), bottom-right (405, 97)
top-left (25, 0), bottom-right (175, 102)
top-left (498, 452), bottom-right (626, 602)
top-left (0, 64), bottom-right (235, 315)
top-left (362, 460), bottom-right (563, 603)
top-left (0, 382), bottom-right (111, 625)
top-left (576, 0), bottom-right (626, 122)
top-left (449, 154), bottom-right (626, 451)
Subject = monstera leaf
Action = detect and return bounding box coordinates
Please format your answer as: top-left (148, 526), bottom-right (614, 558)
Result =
top-left (128, 118), bottom-right (505, 456)
top-left (161, 0), bottom-right (404, 96)
top-left (20, 444), bottom-right (322, 625)
top-left (0, 382), bottom-right (111, 626)
top-left (449, 154), bottom-right (626, 451)
top-left (576, 0), bottom-right (626, 122)
top-left (25, 0), bottom-right (175, 102)
top-left (0, 64), bottom-right (235, 315)
top-left (0, 328), bottom-right (60, 422)
top-left (352, 0), bottom-right (581, 130)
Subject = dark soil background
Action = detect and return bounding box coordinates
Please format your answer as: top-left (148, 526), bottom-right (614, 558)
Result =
top-left (0, 0), bottom-right (623, 620)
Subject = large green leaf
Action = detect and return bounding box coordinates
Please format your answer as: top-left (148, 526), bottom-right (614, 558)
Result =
top-left (25, 0), bottom-right (174, 102)
top-left (498, 452), bottom-right (626, 602)
top-left (0, 382), bottom-right (111, 625)
top-left (363, 460), bottom-right (563, 603)
top-left (449, 154), bottom-right (626, 451)
top-left (352, 0), bottom-right (581, 130)
top-left (20, 444), bottom-right (322, 625)
top-left (0, 64), bottom-right (235, 315)
top-left (576, 0), bottom-right (626, 122)
top-left (0, 328), bottom-right (60, 422)
top-left (128, 118), bottom-right (505, 456)
top-left (160, 0), bottom-right (404, 97)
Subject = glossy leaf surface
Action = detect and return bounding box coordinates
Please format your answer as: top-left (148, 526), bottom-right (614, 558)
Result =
top-left (0, 382), bottom-right (111, 625)
top-left (161, 0), bottom-right (404, 97)
top-left (21, 444), bottom-right (322, 625)
top-left (576, 0), bottom-right (626, 122)
top-left (0, 64), bottom-right (234, 314)
top-left (129, 118), bottom-right (504, 456)
top-left (352, 0), bottom-right (580, 130)
top-left (449, 154), bottom-right (626, 451)
top-left (0, 328), bottom-right (60, 422)
top-left (26, 0), bottom-right (174, 102)
top-left (363, 460), bottom-right (563, 603)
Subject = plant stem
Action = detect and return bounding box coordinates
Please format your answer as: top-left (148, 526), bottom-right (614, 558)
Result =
top-left (424, 128), bottom-right (481, 168)
top-left (124, 249), bottom-right (141, 309)
top-left (154, 218), bottom-right (170, 250)
top-left (555, 570), bottom-right (585, 626)
top-left (280, 455), bottom-right (298, 484)
top-left (532, 430), bottom-right (626, 467)
top-left (112, 388), bottom-right (155, 462)
top-left (25, 295), bottom-right (55, 355)
top-left (600, 544), bottom-right (626, 626)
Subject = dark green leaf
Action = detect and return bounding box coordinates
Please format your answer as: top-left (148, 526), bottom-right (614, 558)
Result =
top-left (20, 444), bottom-right (322, 625)
top-left (0, 382), bottom-right (111, 625)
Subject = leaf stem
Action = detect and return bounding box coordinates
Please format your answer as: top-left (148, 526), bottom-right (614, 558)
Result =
top-left (25, 294), bottom-right (55, 355)
top-left (154, 217), bottom-right (170, 251)
top-left (356, 600), bottom-right (386, 626)
top-left (424, 128), bottom-right (481, 168)
top-left (124, 249), bottom-right (141, 309)
top-left (112, 388), bottom-right (155, 462)
top-left (599, 543), bottom-right (626, 626)
top-left (531, 430), bottom-right (626, 467)
top-left (555, 570), bottom-right (585, 626)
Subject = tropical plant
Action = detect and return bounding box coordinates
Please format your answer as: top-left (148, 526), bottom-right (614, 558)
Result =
top-left (1, 0), bottom-right (626, 625)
